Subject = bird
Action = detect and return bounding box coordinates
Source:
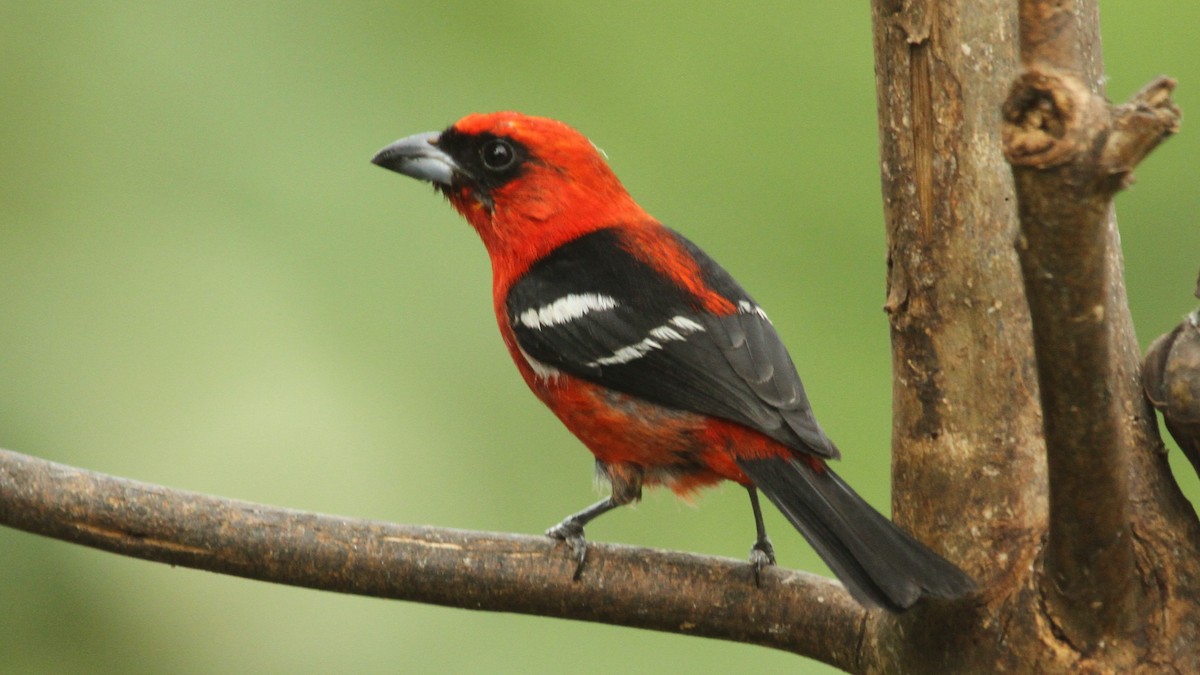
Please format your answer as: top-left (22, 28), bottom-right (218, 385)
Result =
top-left (371, 112), bottom-right (976, 611)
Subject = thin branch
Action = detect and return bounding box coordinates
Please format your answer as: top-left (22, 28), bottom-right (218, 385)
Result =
top-left (1004, 0), bottom-right (1181, 653)
top-left (0, 448), bottom-right (866, 671)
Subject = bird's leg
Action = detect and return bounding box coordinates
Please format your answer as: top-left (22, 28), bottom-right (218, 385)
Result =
top-left (545, 497), bottom-right (621, 580)
top-left (747, 487), bottom-right (777, 587)
top-left (546, 462), bottom-right (642, 581)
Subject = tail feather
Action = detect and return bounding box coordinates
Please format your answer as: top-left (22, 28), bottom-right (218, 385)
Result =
top-left (738, 456), bottom-right (976, 612)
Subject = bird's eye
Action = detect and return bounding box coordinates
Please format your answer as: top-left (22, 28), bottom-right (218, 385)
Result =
top-left (480, 139), bottom-right (517, 171)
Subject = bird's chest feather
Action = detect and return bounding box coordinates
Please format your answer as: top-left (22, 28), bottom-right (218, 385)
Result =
top-left (498, 318), bottom-right (703, 464)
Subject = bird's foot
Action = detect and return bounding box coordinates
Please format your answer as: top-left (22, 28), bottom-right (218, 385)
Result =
top-left (748, 537), bottom-right (777, 588)
top-left (545, 519), bottom-right (589, 581)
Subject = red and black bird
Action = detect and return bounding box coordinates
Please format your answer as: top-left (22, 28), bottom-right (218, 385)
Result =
top-left (372, 112), bottom-right (975, 611)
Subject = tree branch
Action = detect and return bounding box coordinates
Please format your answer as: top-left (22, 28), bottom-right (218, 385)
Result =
top-left (1004, 0), bottom-right (1181, 653)
top-left (0, 447), bottom-right (866, 671)
top-left (1144, 273), bottom-right (1200, 478)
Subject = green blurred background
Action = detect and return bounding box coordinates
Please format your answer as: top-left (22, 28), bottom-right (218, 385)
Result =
top-left (1, 2), bottom-right (1197, 673)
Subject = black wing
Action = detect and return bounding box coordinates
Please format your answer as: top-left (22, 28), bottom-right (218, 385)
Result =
top-left (506, 228), bottom-right (838, 459)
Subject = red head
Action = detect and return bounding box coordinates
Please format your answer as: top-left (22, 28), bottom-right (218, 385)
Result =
top-left (372, 112), bottom-right (651, 282)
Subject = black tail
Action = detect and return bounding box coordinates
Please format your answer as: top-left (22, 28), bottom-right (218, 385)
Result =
top-left (738, 456), bottom-right (976, 612)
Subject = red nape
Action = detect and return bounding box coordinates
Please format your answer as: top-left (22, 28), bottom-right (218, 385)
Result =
top-left (616, 226), bottom-right (736, 315)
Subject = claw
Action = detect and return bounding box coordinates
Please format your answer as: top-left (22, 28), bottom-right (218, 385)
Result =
top-left (546, 519), bottom-right (589, 580)
top-left (749, 537), bottom-right (777, 588)
top-left (544, 496), bottom-right (621, 581)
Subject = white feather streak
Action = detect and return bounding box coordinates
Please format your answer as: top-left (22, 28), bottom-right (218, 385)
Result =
top-left (589, 314), bottom-right (706, 367)
top-left (517, 293), bottom-right (618, 330)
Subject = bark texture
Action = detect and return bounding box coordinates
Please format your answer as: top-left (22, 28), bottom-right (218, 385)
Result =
top-left (867, 0), bottom-right (1200, 672)
top-left (870, 1), bottom-right (1049, 671)
top-left (1004, 1), bottom-right (1199, 669)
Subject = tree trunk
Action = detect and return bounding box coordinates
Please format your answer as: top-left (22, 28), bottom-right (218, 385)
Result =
top-left (868, 0), bottom-right (1048, 670)
top-left (868, 0), bottom-right (1200, 671)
